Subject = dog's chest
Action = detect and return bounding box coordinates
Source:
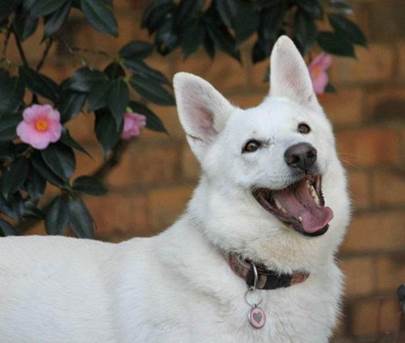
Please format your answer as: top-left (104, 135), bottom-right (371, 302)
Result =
top-left (124, 278), bottom-right (337, 343)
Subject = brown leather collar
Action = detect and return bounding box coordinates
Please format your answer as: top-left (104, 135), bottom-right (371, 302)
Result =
top-left (228, 253), bottom-right (309, 290)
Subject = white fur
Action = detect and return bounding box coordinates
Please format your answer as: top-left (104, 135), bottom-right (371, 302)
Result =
top-left (0, 36), bottom-right (350, 342)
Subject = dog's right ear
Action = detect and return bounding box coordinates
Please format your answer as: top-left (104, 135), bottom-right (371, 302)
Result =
top-left (173, 72), bottom-right (234, 162)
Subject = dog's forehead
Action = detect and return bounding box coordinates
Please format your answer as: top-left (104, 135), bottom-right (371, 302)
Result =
top-left (229, 97), bottom-right (310, 137)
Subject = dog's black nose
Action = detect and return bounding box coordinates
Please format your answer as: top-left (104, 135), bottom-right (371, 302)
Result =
top-left (284, 143), bottom-right (317, 172)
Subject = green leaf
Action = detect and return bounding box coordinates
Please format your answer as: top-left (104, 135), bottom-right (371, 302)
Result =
top-left (31, 152), bottom-right (66, 187)
top-left (0, 70), bottom-right (25, 114)
top-left (22, 202), bottom-right (45, 219)
top-left (325, 83), bottom-right (336, 93)
top-left (328, 14), bottom-right (367, 47)
top-left (142, 0), bottom-right (174, 33)
top-left (0, 219), bottom-right (17, 236)
top-left (215, 0), bottom-right (236, 28)
top-left (232, 0), bottom-right (259, 43)
top-left (0, 0), bottom-right (18, 21)
top-left (0, 142), bottom-right (14, 162)
top-left (181, 20), bottom-right (204, 58)
top-left (205, 20), bottom-right (240, 61)
top-left (0, 195), bottom-right (18, 220)
top-left (317, 31), bottom-right (355, 57)
top-left (64, 67), bottom-right (106, 93)
top-left (104, 62), bottom-right (126, 80)
top-left (20, 66), bottom-right (60, 102)
top-left (123, 60), bottom-right (169, 84)
top-left (176, 0), bottom-right (203, 28)
top-left (13, 11), bottom-right (39, 41)
top-left (107, 79), bottom-right (128, 128)
top-left (45, 195), bottom-right (69, 235)
top-left (95, 109), bottom-right (121, 153)
top-left (129, 101), bottom-right (167, 133)
top-left (60, 129), bottom-right (91, 157)
top-left (22, 0), bottom-right (37, 11)
top-left (294, 10), bottom-right (317, 54)
top-left (58, 90), bottom-right (87, 122)
top-left (73, 175), bottom-right (107, 196)
top-left (154, 16), bottom-right (178, 55)
top-left (87, 80), bottom-right (111, 111)
top-left (81, 0), bottom-right (118, 37)
top-left (30, 0), bottom-right (68, 17)
top-left (44, 0), bottom-right (71, 37)
top-left (1, 158), bottom-right (29, 198)
top-left (119, 41), bottom-right (154, 60)
top-left (68, 196), bottom-right (94, 238)
top-left (41, 143), bottom-right (76, 180)
top-left (295, 0), bottom-right (323, 19)
top-left (130, 75), bottom-right (175, 106)
top-left (0, 113), bottom-right (23, 142)
top-left (26, 168), bottom-right (47, 200)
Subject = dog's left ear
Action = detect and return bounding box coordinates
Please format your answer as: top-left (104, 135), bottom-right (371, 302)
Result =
top-left (270, 36), bottom-right (321, 111)
top-left (173, 72), bottom-right (235, 162)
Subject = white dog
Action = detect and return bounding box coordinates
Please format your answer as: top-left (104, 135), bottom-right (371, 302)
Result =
top-left (0, 36), bottom-right (350, 343)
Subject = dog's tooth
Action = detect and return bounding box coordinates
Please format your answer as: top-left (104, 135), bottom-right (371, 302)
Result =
top-left (298, 216), bottom-right (303, 222)
top-left (274, 199), bottom-right (288, 214)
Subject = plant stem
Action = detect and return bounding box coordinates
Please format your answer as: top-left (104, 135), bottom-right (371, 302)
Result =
top-left (36, 39), bottom-right (53, 72)
top-left (12, 28), bottom-right (29, 67)
top-left (2, 23), bottom-right (12, 58)
top-left (92, 141), bottom-right (130, 179)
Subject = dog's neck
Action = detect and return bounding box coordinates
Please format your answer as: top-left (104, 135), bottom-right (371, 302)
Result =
top-left (227, 253), bottom-right (309, 290)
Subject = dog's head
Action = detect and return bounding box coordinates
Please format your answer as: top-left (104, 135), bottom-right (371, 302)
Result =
top-left (173, 36), bottom-right (350, 271)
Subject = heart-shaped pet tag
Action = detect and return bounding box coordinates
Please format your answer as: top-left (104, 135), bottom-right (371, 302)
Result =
top-left (248, 306), bottom-right (266, 329)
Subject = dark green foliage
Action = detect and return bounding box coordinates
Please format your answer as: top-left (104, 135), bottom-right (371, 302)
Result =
top-left (0, 0), bottom-right (365, 239)
top-left (73, 176), bottom-right (107, 196)
top-left (143, 0), bottom-right (365, 63)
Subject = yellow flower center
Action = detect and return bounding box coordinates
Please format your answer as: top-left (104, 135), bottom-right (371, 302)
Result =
top-left (35, 118), bottom-right (49, 132)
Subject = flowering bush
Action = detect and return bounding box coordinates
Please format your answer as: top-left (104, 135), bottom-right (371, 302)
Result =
top-left (0, 0), bottom-right (365, 238)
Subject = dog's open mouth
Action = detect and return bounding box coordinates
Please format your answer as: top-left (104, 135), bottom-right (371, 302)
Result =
top-left (252, 175), bottom-right (333, 237)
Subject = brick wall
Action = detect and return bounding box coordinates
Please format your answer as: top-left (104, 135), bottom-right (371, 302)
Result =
top-left (17, 0), bottom-right (405, 341)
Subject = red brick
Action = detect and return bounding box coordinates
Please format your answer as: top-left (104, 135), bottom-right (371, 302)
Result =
top-left (181, 145), bottom-right (200, 181)
top-left (250, 60), bottom-right (269, 91)
top-left (73, 142), bottom-right (104, 178)
top-left (107, 140), bottom-right (180, 188)
top-left (342, 210), bottom-right (405, 253)
top-left (351, 297), bottom-right (399, 337)
top-left (348, 170), bottom-right (371, 210)
top-left (319, 89), bottom-right (364, 126)
top-left (330, 44), bottom-right (395, 84)
top-left (336, 127), bottom-right (400, 167)
top-left (228, 93), bottom-right (266, 108)
top-left (65, 113), bottom-right (96, 143)
top-left (175, 51), bottom-right (248, 92)
top-left (398, 41), bottom-right (405, 80)
top-left (375, 254), bottom-right (405, 293)
top-left (372, 169), bottom-right (405, 206)
top-left (340, 257), bottom-right (375, 297)
top-left (365, 87), bottom-right (405, 121)
top-left (148, 185), bottom-right (194, 232)
top-left (86, 192), bottom-right (150, 241)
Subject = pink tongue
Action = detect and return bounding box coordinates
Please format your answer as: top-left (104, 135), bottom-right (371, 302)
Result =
top-left (274, 181), bottom-right (333, 233)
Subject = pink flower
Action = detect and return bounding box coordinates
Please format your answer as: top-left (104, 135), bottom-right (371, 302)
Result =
top-left (16, 104), bottom-right (62, 150)
top-left (121, 112), bottom-right (146, 140)
top-left (308, 53), bottom-right (332, 95)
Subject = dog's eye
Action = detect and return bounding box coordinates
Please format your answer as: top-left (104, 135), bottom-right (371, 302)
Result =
top-left (242, 140), bottom-right (262, 153)
top-left (298, 123), bottom-right (311, 134)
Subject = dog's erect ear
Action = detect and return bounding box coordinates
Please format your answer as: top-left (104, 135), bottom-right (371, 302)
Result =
top-left (270, 36), bottom-right (320, 110)
top-left (173, 72), bottom-right (234, 161)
